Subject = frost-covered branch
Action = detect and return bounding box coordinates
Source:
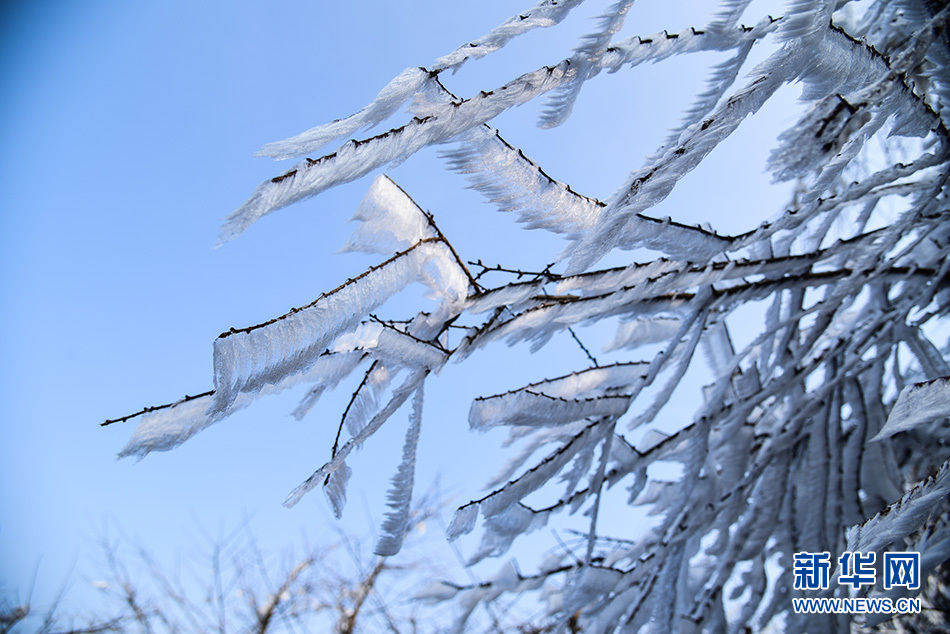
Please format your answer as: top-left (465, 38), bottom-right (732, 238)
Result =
top-left (106, 0), bottom-right (950, 630)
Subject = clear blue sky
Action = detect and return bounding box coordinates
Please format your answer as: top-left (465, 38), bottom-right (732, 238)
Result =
top-left (1, 0), bottom-right (793, 623)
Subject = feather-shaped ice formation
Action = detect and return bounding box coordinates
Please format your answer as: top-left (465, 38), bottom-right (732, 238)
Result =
top-left (469, 362), bottom-right (648, 429)
top-left (291, 352), bottom-right (367, 420)
top-left (117, 393), bottom-right (218, 459)
top-left (446, 502), bottom-right (479, 541)
top-left (119, 350), bottom-right (370, 458)
top-left (769, 94), bottom-right (873, 183)
top-left (324, 462), bottom-right (352, 519)
top-left (538, 0), bottom-right (636, 129)
top-left (872, 376), bottom-right (950, 441)
top-left (467, 504), bottom-right (551, 564)
top-left (525, 362), bottom-right (651, 398)
top-left (257, 67), bottom-right (431, 159)
top-left (776, 0), bottom-right (837, 44)
top-left (221, 62), bottom-right (577, 243)
top-left (597, 16), bottom-right (780, 74)
top-left (284, 368), bottom-right (428, 508)
top-left (440, 125), bottom-right (603, 236)
top-left (111, 1), bottom-right (950, 626)
top-left (211, 239), bottom-right (464, 412)
top-left (259, 0), bottom-right (588, 161)
top-left (567, 53), bottom-right (789, 273)
top-left (432, 0), bottom-right (585, 72)
top-left (847, 456), bottom-right (950, 554)
top-left (706, 0), bottom-right (754, 32)
top-left (605, 317), bottom-right (684, 352)
top-left (334, 323), bottom-right (448, 373)
top-left (375, 385), bottom-right (424, 556)
top-left (653, 39), bottom-right (754, 160)
top-left (470, 391), bottom-right (632, 430)
top-left (341, 175), bottom-right (435, 255)
top-left (465, 280), bottom-right (544, 315)
top-left (414, 580), bottom-right (461, 604)
top-left (337, 362), bottom-right (394, 438)
top-left (479, 419), bottom-right (609, 518)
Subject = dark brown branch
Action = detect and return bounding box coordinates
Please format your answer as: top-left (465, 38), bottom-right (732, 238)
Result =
top-left (568, 327), bottom-right (599, 367)
top-left (256, 558), bottom-right (313, 633)
top-left (330, 360), bottom-right (380, 464)
top-left (468, 259), bottom-right (563, 283)
top-left (419, 208), bottom-right (481, 292)
top-left (101, 391), bottom-right (214, 427)
top-left (368, 314), bottom-right (450, 355)
top-left (374, 174), bottom-right (481, 293)
top-left (336, 558), bottom-right (388, 634)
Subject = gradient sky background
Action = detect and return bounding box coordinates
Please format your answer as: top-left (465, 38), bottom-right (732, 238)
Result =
top-left (1, 0), bottom-right (794, 627)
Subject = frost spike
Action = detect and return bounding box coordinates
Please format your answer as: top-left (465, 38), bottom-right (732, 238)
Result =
top-left (375, 384), bottom-right (424, 556)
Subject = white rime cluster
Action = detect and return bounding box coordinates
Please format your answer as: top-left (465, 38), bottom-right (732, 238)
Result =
top-left (110, 0), bottom-right (950, 631)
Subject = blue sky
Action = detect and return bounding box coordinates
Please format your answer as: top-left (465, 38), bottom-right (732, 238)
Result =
top-left (1, 0), bottom-right (795, 624)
